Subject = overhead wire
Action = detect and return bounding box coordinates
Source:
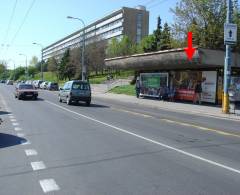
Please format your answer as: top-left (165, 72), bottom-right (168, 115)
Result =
top-left (147, 0), bottom-right (170, 9)
top-left (10, 0), bottom-right (36, 46)
top-left (3, 0), bottom-right (36, 60)
top-left (0, 0), bottom-right (18, 58)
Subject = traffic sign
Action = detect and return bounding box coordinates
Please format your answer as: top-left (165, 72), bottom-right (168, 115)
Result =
top-left (224, 23), bottom-right (237, 45)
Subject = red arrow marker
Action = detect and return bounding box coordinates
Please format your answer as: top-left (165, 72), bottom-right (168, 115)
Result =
top-left (184, 32), bottom-right (196, 61)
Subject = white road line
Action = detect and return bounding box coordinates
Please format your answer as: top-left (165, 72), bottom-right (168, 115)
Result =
top-left (46, 100), bottom-right (240, 175)
top-left (14, 127), bottom-right (22, 131)
top-left (17, 133), bottom-right (25, 137)
top-left (10, 119), bottom-right (17, 122)
top-left (21, 140), bottom-right (31, 145)
top-left (12, 122), bottom-right (19, 126)
top-left (25, 149), bottom-right (38, 156)
top-left (31, 161), bottom-right (46, 171)
top-left (9, 116), bottom-right (15, 119)
top-left (39, 179), bottom-right (60, 193)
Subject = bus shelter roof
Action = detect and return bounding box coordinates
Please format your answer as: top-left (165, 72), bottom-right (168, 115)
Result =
top-left (105, 48), bottom-right (240, 71)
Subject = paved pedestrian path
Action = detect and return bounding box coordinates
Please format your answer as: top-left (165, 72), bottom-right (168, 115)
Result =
top-left (94, 92), bottom-right (240, 121)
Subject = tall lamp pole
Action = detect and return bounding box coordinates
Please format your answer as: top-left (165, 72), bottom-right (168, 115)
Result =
top-left (33, 42), bottom-right (44, 81)
top-left (67, 16), bottom-right (86, 81)
top-left (19, 53), bottom-right (28, 80)
top-left (223, 0), bottom-right (234, 113)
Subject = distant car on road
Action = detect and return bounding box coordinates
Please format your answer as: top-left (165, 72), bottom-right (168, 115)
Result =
top-left (15, 84), bottom-right (38, 100)
top-left (6, 80), bottom-right (14, 85)
top-left (58, 80), bottom-right (91, 106)
top-left (47, 82), bottom-right (59, 91)
top-left (40, 81), bottom-right (48, 89)
top-left (34, 80), bottom-right (43, 88)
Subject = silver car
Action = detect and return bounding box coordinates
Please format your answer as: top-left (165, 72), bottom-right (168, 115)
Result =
top-left (58, 80), bottom-right (91, 106)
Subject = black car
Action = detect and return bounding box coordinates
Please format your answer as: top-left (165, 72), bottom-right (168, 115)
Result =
top-left (47, 82), bottom-right (59, 91)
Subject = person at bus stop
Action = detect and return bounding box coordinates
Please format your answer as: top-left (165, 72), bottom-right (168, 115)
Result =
top-left (135, 77), bottom-right (140, 98)
top-left (194, 80), bottom-right (202, 104)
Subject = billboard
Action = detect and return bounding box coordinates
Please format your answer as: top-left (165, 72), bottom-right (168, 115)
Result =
top-left (140, 73), bottom-right (168, 97)
top-left (230, 77), bottom-right (240, 101)
top-left (201, 71), bottom-right (217, 103)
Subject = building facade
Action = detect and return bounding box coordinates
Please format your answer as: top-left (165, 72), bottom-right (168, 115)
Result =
top-left (43, 6), bottom-right (149, 61)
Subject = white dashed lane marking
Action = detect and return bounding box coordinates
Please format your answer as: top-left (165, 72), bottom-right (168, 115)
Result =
top-left (17, 133), bottom-right (25, 137)
top-left (12, 122), bottom-right (19, 126)
top-left (39, 179), bottom-right (60, 193)
top-left (31, 161), bottom-right (46, 171)
top-left (21, 140), bottom-right (31, 145)
top-left (9, 115), bottom-right (15, 119)
top-left (10, 119), bottom-right (17, 122)
top-left (25, 149), bottom-right (38, 156)
top-left (14, 127), bottom-right (22, 131)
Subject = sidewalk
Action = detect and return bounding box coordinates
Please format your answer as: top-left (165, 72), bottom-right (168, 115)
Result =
top-left (93, 92), bottom-right (240, 121)
top-left (91, 79), bottom-right (131, 94)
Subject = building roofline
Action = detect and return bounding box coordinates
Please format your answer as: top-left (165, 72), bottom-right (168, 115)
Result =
top-left (44, 6), bottom-right (149, 51)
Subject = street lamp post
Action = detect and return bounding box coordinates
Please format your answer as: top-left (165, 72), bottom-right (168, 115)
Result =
top-left (67, 16), bottom-right (86, 81)
top-left (33, 42), bottom-right (44, 81)
top-left (19, 53), bottom-right (28, 80)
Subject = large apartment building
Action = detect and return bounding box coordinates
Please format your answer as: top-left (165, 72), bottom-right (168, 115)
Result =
top-left (43, 6), bottom-right (149, 61)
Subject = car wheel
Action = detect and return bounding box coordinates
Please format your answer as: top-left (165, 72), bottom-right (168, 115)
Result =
top-left (86, 100), bottom-right (91, 107)
top-left (18, 96), bottom-right (21, 100)
top-left (66, 97), bottom-right (71, 105)
top-left (58, 96), bottom-right (62, 102)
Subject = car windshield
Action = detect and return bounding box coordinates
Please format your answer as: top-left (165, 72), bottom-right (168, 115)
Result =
top-left (72, 83), bottom-right (90, 90)
top-left (19, 84), bottom-right (34, 89)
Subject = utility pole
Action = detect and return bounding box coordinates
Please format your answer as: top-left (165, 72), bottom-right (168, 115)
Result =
top-left (223, 0), bottom-right (234, 114)
top-left (67, 16), bottom-right (86, 81)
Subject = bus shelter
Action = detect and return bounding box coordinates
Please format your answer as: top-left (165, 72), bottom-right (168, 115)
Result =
top-left (105, 48), bottom-right (240, 104)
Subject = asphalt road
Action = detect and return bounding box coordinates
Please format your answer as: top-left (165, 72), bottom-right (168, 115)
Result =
top-left (0, 84), bottom-right (240, 195)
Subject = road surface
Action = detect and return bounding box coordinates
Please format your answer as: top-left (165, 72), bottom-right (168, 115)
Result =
top-left (0, 84), bottom-right (240, 195)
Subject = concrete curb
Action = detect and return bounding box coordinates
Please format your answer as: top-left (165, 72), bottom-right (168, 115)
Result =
top-left (93, 93), bottom-right (240, 122)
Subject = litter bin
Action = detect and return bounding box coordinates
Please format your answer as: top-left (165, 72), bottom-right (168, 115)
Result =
top-left (229, 90), bottom-right (236, 114)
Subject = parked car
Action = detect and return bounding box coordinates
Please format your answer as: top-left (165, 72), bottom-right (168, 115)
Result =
top-left (58, 80), bottom-right (91, 106)
top-left (34, 80), bottom-right (43, 88)
top-left (6, 80), bottom-right (14, 85)
top-left (47, 82), bottom-right (59, 91)
top-left (15, 84), bottom-right (38, 100)
top-left (40, 81), bottom-right (48, 89)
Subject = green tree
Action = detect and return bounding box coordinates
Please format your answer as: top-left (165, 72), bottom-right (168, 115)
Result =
top-left (47, 57), bottom-right (58, 73)
top-left (106, 37), bottom-right (119, 58)
top-left (58, 49), bottom-right (75, 80)
top-left (29, 56), bottom-right (39, 66)
top-left (28, 66), bottom-right (37, 78)
top-left (10, 67), bottom-right (25, 80)
top-left (171, 0), bottom-right (227, 49)
top-left (160, 23), bottom-right (172, 50)
top-left (139, 35), bottom-right (157, 52)
top-left (153, 16), bottom-right (162, 50)
top-left (0, 63), bottom-right (6, 75)
top-left (106, 36), bottom-right (137, 58)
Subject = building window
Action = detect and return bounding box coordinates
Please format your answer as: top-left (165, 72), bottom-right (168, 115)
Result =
top-left (136, 13), bottom-right (143, 43)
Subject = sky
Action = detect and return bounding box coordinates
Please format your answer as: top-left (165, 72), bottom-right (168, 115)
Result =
top-left (0, 0), bottom-right (179, 69)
